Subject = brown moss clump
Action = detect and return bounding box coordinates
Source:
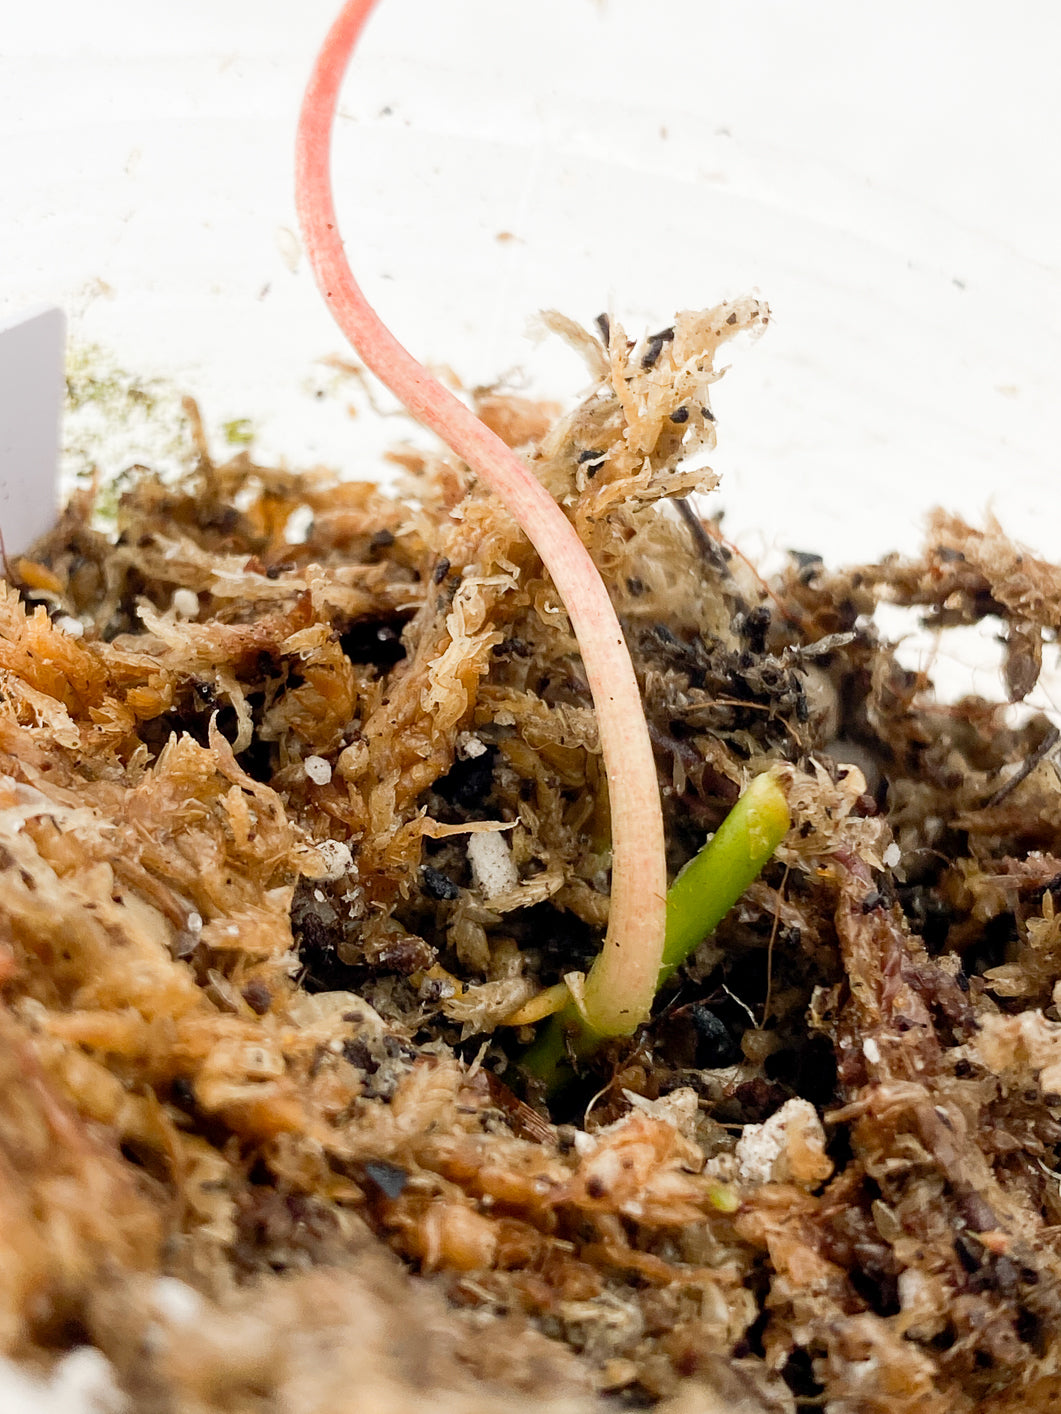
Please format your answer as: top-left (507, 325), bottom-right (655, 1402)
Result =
top-left (2, 314), bottom-right (1061, 1411)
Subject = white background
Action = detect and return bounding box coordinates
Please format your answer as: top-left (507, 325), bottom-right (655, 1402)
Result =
top-left (3, 0), bottom-right (1059, 571)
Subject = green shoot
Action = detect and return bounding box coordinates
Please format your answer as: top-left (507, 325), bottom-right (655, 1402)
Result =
top-left (660, 770), bottom-right (790, 985)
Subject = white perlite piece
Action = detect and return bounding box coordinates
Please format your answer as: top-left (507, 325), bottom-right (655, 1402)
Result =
top-left (171, 588), bottom-right (199, 619)
top-left (149, 1276), bottom-right (203, 1327)
top-left (467, 829), bottom-right (518, 901)
top-left (313, 838), bottom-right (354, 881)
top-left (735, 1097), bottom-right (833, 1189)
top-left (0, 1345), bottom-right (129, 1414)
top-left (883, 841), bottom-right (901, 868)
top-left (304, 755), bottom-right (332, 785)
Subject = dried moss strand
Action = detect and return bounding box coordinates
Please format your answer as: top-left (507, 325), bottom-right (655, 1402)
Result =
top-left (295, 0), bottom-right (667, 1036)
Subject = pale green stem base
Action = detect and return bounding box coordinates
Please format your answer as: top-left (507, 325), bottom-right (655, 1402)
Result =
top-left (522, 772), bottom-right (790, 1095)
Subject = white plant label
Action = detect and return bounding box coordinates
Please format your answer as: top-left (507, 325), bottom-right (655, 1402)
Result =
top-left (0, 306), bottom-right (64, 559)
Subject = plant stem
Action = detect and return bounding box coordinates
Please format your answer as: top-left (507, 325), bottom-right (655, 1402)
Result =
top-left (523, 772), bottom-right (790, 1093)
top-left (296, 0), bottom-right (667, 1037)
top-left (660, 770), bottom-right (790, 983)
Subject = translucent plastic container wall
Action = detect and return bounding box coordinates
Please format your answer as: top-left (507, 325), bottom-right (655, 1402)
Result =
top-left (3, 0), bottom-right (1060, 568)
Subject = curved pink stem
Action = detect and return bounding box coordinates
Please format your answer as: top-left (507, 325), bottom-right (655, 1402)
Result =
top-left (295, 0), bottom-right (666, 1035)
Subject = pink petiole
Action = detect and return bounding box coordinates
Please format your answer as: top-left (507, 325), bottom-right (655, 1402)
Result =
top-left (295, 0), bottom-right (666, 1036)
